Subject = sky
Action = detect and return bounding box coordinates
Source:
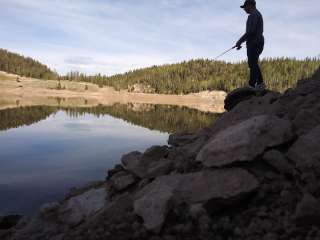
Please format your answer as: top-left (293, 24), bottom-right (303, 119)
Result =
top-left (0, 0), bottom-right (319, 76)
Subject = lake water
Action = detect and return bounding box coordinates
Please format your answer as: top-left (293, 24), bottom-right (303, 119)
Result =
top-left (0, 104), bottom-right (219, 216)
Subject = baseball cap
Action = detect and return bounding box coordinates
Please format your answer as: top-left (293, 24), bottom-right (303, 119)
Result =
top-left (240, 0), bottom-right (256, 8)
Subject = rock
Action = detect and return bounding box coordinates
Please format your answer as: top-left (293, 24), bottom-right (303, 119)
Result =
top-left (128, 83), bottom-right (155, 93)
top-left (209, 91), bottom-right (282, 137)
top-left (145, 160), bottom-right (173, 178)
top-left (121, 148), bottom-right (172, 178)
top-left (178, 136), bottom-right (208, 159)
top-left (294, 194), bottom-right (320, 227)
top-left (134, 169), bottom-right (258, 232)
top-left (39, 202), bottom-right (60, 220)
top-left (98, 193), bottom-right (133, 223)
top-left (263, 150), bottom-right (294, 175)
top-left (287, 125), bottom-right (320, 174)
top-left (106, 164), bottom-right (124, 180)
top-left (121, 151), bottom-right (143, 173)
top-left (168, 132), bottom-right (197, 147)
top-left (0, 215), bottom-right (23, 229)
top-left (197, 115), bottom-right (293, 167)
top-left (110, 172), bottom-right (136, 191)
top-left (143, 145), bottom-right (169, 160)
top-left (59, 187), bottom-right (107, 227)
top-left (189, 204), bottom-right (206, 219)
top-left (224, 87), bottom-right (268, 111)
top-left (134, 185), bottom-right (174, 233)
top-left (293, 109), bottom-right (320, 136)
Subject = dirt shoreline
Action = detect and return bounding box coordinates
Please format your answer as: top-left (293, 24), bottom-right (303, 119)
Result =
top-left (0, 71), bottom-right (226, 113)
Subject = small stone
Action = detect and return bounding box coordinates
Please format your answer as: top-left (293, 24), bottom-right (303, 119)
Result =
top-left (189, 203), bottom-right (206, 219)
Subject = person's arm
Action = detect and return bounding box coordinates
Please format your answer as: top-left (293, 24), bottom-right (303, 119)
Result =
top-left (236, 13), bottom-right (258, 47)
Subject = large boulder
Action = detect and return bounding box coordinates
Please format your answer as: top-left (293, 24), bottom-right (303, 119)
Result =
top-left (287, 125), bottom-right (320, 174)
top-left (168, 132), bottom-right (197, 147)
top-left (134, 185), bottom-right (174, 233)
top-left (58, 187), bottom-right (107, 227)
top-left (197, 115), bottom-right (293, 167)
top-left (262, 150), bottom-right (294, 175)
top-left (134, 168), bottom-right (258, 232)
top-left (209, 91), bottom-right (282, 138)
top-left (292, 106), bottom-right (320, 136)
top-left (110, 172), bottom-right (136, 192)
top-left (121, 147), bottom-right (173, 179)
top-left (224, 87), bottom-right (269, 111)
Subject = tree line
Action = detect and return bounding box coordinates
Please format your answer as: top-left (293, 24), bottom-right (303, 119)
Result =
top-left (0, 48), bottom-right (58, 79)
top-left (1, 48), bottom-right (319, 93)
top-left (60, 58), bottom-right (320, 93)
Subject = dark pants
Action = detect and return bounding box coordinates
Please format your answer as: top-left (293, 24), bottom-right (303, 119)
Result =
top-left (247, 42), bottom-right (264, 87)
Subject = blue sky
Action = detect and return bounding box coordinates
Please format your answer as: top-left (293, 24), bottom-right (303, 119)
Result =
top-left (0, 0), bottom-right (319, 75)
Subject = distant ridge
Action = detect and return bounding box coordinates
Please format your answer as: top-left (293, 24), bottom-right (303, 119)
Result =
top-left (0, 48), bottom-right (57, 80)
top-left (61, 58), bottom-right (320, 94)
top-left (1, 48), bottom-right (319, 94)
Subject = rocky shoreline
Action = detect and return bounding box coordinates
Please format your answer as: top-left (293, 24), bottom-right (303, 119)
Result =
top-left (1, 68), bottom-right (320, 240)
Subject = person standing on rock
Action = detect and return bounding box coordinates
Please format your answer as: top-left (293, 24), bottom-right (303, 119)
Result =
top-left (235, 0), bottom-right (265, 89)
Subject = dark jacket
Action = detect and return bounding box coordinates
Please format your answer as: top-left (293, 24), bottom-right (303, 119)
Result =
top-left (238, 9), bottom-right (264, 47)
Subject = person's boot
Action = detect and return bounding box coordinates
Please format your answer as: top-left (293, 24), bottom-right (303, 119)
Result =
top-left (255, 82), bottom-right (266, 90)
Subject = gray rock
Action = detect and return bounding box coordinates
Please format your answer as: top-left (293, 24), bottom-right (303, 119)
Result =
top-left (294, 193), bottom-right (320, 226)
top-left (224, 87), bottom-right (269, 111)
top-left (179, 136), bottom-right (208, 159)
top-left (209, 91), bottom-right (282, 137)
top-left (287, 125), bottom-right (320, 173)
top-left (145, 160), bottom-right (173, 178)
top-left (121, 149), bottom-right (172, 178)
top-left (197, 115), bottom-right (293, 167)
top-left (39, 202), bottom-right (60, 220)
top-left (134, 184), bottom-right (174, 233)
top-left (98, 193), bottom-right (133, 224)
top-left (293, 109), bottom-right (320, 136)
top-left (121, 151), bottom-right (143, 173)
top-left (168, 132), bottom-right (197, 147)
top-left (263, 150), bottom-right (294, 175)
top-left (189, 204), bottom-right (206, 219)
top-left (110, 173), bottom-right (136, 191)
top-left (143, 145), bottom-right (169, 160)
top-left (134, 169), bottom-right (258, 232)
top-left (59, 187), bottom-right (107, 227)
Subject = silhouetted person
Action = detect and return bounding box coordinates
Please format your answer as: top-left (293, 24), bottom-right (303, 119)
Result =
top-left (236, 0), bottom-right (265, 89)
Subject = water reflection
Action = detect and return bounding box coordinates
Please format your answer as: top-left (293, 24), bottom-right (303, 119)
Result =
top-left (0, 104), bottom-right (220, 133)
top-left (0, 104), bottom-right (220, 216)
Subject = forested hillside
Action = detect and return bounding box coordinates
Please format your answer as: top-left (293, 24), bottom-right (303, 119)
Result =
top-left (0, 48), bottom-right (58, 79)
top-left (61, 58), bottom-right (320, 93)
top-left (1, 48), bottom-right (319, 94)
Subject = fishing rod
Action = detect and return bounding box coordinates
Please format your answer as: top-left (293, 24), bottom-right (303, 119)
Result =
top-left (214, 45), bottom-right (242, 60)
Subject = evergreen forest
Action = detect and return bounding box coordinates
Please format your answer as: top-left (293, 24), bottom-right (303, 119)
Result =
top-left (1, 48), bottom-right (319, 93)
top-left (0, 48), bottom-right (58, 79)
top-left (60, 58), bottom-right (320, 93)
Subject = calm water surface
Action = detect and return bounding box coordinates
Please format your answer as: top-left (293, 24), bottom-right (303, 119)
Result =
top-left (0, 104), bottom-right (219, 216)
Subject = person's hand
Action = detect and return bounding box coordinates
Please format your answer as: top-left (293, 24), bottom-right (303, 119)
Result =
top-left (235, 42), bottom-right (242, 50)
